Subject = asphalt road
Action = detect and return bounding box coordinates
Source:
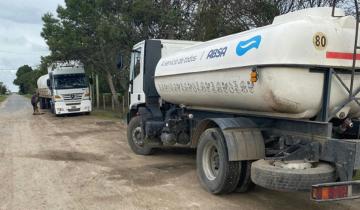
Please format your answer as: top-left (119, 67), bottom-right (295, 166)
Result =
top-left (0, 94), bottom-right (359, 210)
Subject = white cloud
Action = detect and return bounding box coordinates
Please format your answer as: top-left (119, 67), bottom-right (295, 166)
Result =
top-left (0, 0), bottom-right (64, 92)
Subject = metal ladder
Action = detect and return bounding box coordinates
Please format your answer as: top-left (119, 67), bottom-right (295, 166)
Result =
top-left (319, 0), bottom-right (360, 122)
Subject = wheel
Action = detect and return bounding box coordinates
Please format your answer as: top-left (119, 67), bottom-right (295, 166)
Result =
top-left (39, 98), bottom-right (44, 109)
top-left (196, 128), bottom-right (241, 194)
top-left (251, 159), bottom-right (336, 191)
top-left (45, 99), bottom-right (50, 109)
top-left (127, 116), bottom-right (153, 155)
top-left (50, 102), bottom-right (55, 114)
top-left (236, 161), bottom-right (255, 193)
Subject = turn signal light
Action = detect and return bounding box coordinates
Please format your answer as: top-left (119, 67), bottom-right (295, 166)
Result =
top-left (54, 95), bottom-right (62, 99)
top-left (250, 69), bottom-right (258, 83)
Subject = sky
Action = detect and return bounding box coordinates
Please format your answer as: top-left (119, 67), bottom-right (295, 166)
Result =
top-left (0, 0), bottom-right (65, 92)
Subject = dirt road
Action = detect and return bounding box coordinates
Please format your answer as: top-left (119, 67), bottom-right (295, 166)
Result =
top-left (0, 94), bottom-right (359, 210)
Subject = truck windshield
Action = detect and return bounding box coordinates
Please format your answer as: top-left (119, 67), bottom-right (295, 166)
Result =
top-left (54, 74), bottom-right (88, 89)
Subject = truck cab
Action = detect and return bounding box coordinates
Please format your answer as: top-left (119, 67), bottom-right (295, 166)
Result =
top-left (44, 61), bottom-right (92, 115)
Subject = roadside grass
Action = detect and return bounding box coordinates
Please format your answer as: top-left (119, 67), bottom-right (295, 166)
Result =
top-left (23, 94), bottom-right (32, 99)
top-left (0, 95), bottom-right (7, 103)
top-left (91, 109), bottom-right (125, 121)
top-left (354, 170), bottom-right (360, 180)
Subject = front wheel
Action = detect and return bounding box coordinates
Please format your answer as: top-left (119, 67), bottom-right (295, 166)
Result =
top-left (196, 128), bottom-right (241, 194)
top-left (127, 116), bottom-right (153, 155)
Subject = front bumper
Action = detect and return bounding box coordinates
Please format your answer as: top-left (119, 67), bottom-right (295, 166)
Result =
top-left (54, 100), bottom-right (92, 115)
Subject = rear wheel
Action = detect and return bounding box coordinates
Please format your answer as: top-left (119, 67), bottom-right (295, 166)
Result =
top-left (127, 116), bottom-right (153, 155)
top-left (196, 128), bottom-right (241, 194)
top-left (39, 98), bottom-right (44, 109)
top-left (236, 161), bottom-right (255, 193)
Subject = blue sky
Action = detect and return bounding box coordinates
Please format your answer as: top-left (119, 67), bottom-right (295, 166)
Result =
top-left (0, 0), bottom-right (64, 92)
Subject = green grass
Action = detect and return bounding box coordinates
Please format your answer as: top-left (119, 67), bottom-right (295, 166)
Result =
top-left (91, 109), bottom-right (125, 121)
top-left (354, 170), bottom-right (360, 180)
top-left (0, 95), bottom-right (7, 103)
top-left (23, 94), bottom-right (32, 99)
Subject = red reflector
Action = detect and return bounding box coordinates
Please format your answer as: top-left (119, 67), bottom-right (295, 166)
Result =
top-left (312, 185), bottom-right (348, 200)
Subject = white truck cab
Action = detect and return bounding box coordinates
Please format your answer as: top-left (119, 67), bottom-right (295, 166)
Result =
top-left (37, 61), bottom-right (92, 115)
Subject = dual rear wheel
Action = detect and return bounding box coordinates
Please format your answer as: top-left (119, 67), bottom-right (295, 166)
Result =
top-left (196, 128), bottom-right (253, 194)
top-left (196, 128), bottom-right (336, 193)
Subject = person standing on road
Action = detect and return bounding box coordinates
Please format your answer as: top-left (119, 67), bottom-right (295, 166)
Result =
top-left (31, 92), bottom-right (40, 115)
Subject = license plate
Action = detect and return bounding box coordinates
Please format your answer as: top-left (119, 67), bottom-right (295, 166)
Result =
top-left (71, 106), bottom-right (76, 109)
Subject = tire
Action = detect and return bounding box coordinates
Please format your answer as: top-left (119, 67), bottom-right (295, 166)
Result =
top-left (45, 99), bottom-right (50, 109)
top-left (196, 128), bottom-right (241, 194)
top-left (39, 98), bottom-right (44, 109)
top-left (251, 159), bottom-right (336, 191)
top-left (127, 116), bottom-right (153, 155)
top-left (50, 102), bottom-right (55, 114)
top-left (236, 161), bottom-right (255, 193)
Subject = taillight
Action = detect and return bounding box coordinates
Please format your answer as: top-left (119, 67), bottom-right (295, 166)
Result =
top-left (312, 185), bottom-right (348, 200)
top-left (311, 181), bottom-right (360, 202)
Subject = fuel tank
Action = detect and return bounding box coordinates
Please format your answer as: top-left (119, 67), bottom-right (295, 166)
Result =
top-left (154, 7), bottom-right (360, 119)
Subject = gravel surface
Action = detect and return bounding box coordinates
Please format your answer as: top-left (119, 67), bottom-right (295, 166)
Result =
top-left (0, 94), bottom-right (359, 210)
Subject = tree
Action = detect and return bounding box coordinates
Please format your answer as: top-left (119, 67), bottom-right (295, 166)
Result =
top-left (0, 82), bottom-right (8, 95)
top-left (13, 64), bottom-right (47, 94)
top-left (13, 65), bottom-right (34, 94)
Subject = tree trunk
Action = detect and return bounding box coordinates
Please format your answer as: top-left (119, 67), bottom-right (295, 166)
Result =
top-left (105, 70), bottom-right (120, 107)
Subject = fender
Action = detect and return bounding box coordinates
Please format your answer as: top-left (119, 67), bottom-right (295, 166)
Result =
top-left (127, 102), bottom-right (145, 124)
top-left (191, 117), bottom-right (265, 161)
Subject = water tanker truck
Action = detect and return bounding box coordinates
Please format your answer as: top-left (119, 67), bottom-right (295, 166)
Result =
top-left (37, 61), bottom-right (92, 115)
top-left (123, 7), bottom-right (360, 201)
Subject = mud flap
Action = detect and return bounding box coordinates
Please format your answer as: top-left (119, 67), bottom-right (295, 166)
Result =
top-left (223, 128), bottom-right (265, 161)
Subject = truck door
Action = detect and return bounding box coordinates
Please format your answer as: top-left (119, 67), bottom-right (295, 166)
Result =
top-left (129, 46), bottom-right (146, 108)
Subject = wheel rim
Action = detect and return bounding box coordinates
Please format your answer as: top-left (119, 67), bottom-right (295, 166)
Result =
top-left (132, 126), bottom-right (144, 147)
top-left (202, 141), bottom-right (220, 181)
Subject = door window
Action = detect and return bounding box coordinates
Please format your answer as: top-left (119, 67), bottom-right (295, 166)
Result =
top-left (130, 48), bottom-right (142, 80)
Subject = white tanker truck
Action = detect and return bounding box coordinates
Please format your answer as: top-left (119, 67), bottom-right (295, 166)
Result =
top-left (123, 7), bottom-right (360, 201)
top-left (37, 61), bottom-right (92, 115)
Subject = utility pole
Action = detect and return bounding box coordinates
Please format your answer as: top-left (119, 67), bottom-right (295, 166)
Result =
top-left (96, 74), bottom-right (99, 109)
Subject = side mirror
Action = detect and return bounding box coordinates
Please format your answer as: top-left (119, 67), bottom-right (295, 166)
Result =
top-left (88, 77), bottom-right (93, 85)
top-left (117, 54), bottom-right (123, 70)
top-left (46, 79), bottom-right (51, 88)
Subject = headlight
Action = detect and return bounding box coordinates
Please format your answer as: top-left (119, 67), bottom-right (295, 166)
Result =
top-left (83, 90), bottom-right (90, 100)
top-left (54, 95), bottom-right (63, 102)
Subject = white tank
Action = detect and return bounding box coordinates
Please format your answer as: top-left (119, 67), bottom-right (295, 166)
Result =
top-left (154, 7), bottom-right (360, 119)
top-left (37, 74), bottom-right (51, 98)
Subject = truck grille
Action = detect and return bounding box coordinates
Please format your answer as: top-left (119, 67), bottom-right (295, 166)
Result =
top-left (68, 108), bottom-right (81, 112)
top-left (62, 93), bottom-right (83, 101)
